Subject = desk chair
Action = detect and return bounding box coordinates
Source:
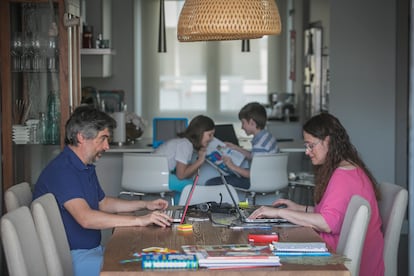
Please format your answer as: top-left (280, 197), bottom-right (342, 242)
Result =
top-left (31, 193), bottom-right (73, 276)
top-left (337, 195), bottom-right (371, 276)
top-left (120, 153), bottom-right (174, 204)
top-left (1, 206), bottom-right (48, 276)
top-left (179, 184), bottom-right (240, 206)
top-left (4, 181), bottom-right (32, 212)
top-left (378, 182), bottom-right (408, 276)
top-left (236, 153), bottom-right (289, 205)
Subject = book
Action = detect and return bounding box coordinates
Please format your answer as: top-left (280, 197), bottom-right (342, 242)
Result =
top-left (141, 253), bottom-right (198, 269)
top-left (205, 137), bottom-right (245, 176)
top-left (182, 244), bottom-right (280, 268)
top-left (271, 242), bottom-right (330, 255)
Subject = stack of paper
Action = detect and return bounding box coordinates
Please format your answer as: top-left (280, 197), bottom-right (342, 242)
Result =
top-left (271, 242), bottom-right (331, 256)
top-left (182, 244), bottom-right (280, 269)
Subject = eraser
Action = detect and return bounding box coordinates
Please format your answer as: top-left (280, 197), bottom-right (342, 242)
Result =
top-left (248, 233), bottom-right (279, 243)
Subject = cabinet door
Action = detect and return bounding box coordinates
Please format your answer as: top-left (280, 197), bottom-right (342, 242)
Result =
top-left (0, 0), bottom-right (81, 191)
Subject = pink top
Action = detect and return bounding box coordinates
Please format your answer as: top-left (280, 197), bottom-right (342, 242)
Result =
top-left (314, 167), bottom-right (384, 276)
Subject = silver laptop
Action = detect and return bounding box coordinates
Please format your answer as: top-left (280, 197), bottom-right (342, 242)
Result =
top-left (219, 173), bottom-right (289, 224)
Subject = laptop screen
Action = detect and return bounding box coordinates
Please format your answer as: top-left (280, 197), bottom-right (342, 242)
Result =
top-left (152, 117), bottom-right (188, 148)
top-left (214, 124), bottom-right (239, 146)
top-left (179, 173), bottom-right (199, 224)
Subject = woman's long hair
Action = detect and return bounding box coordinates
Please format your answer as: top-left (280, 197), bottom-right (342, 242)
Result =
top-left (303, 112), bottom-right (380, 203)
top-left (178, 115), bottom-right (215, 150)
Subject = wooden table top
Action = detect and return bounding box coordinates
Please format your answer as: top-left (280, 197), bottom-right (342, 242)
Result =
top-left (101, 218), bottom-right (350, 276)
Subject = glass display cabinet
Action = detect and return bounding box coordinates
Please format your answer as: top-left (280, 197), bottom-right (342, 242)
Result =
top-left (0, 0), bottom-right (81, 193)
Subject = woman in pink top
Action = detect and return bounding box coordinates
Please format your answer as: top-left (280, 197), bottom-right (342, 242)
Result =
top-left (249, 113), bottom-right (384, 276)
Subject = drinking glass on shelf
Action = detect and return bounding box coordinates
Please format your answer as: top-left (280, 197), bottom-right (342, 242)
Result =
top-left (46, 36), bottom-right (58, 71)
top-left (22, 33), bottom-right (34, 71)
top-left (10, 32), bottom-right (23, 71)
top-left (32, 33), bottom-right (44, 71)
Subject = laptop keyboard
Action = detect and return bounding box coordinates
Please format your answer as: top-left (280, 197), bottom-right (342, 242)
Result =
top-left (165, 209), bottom-right (183, 222)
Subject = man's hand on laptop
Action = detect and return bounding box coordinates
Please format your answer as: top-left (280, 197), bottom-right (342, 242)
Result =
top-left (145, 199), bottom-right (169, 211)
top-left (139, 211), bottom-right (173, 227)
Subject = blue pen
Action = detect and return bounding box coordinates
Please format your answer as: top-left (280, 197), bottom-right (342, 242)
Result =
top-left (230, 225), bottom-right (272, 230)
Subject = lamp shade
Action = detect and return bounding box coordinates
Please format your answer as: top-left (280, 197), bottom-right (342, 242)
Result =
top-left (177, 0), bottom-right (282, 42)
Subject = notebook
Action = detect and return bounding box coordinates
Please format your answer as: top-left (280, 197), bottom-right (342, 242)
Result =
top-left (166, 173), bottom-right (199, 224)
top-left (219, 173), bottom-right (289, 224)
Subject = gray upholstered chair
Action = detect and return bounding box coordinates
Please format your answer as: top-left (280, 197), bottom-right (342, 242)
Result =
top-left (31, 193), bottom-right (73, 276)
top-left (378, 182), bottom-right (408, 276)
top-left (1, 206), bottom-right (48, 276)
top-left (4, 181), bottom-right (32, 212)
top-left (336, 195), bottom-right (371, 276)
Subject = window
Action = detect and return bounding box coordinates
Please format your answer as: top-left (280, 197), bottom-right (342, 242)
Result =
top-left (137, 1), bottom-right (282, 121)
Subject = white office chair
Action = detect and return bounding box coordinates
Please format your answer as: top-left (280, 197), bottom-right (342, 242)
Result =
top-left (378, 182), bottom-right (408, 276)
top-left (179, 184), bottom-right (240, 206)
top-left (236, 153), bottom-right (289, 205)
top-left (31, 193), bottom-right (73, 276)
top-left (337, 195), bottom-right (371, 276)
top-left (4, 181), bottom-right (32, 212)
top-left (120, 153), bottom-right (174, 204)
top-left (1, 206), bottom-right (48, 276)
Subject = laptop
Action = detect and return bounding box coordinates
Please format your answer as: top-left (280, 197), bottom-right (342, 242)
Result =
top-left (219, 173), bottom-right (289, 224)
top-left (152, 117), bottom-right (188, 149)
top-left (166, 173), bottom-right (199, 224)
top-left (214, 124), bottom-right (240, 146)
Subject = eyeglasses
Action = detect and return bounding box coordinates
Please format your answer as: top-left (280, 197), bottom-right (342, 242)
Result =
top-left (304, 140), bottom-right (321, 152)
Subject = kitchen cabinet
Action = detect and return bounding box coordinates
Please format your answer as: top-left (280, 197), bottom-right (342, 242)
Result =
top-left (81, 48), bottom-right (114, 77)
top-left (81, 0), bottom-right (113, 78)
top-left (0, 0), bottom-right (81, 192)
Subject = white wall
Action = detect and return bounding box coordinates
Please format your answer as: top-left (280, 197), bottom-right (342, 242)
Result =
top-left (330, 0), bottom-right (397, 183)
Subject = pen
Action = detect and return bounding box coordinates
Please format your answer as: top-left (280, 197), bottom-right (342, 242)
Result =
top-left (119, 258), bottom-right (142, 264)
top-left (230, 225), bottom-right (272, 230)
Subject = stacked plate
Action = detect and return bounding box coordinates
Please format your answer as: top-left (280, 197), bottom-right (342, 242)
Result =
top-left (12, 124), bottom-right (30, 144)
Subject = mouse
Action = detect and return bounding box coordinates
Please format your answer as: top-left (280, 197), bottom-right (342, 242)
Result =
top-left (275, 203), bottom-right (287, 209)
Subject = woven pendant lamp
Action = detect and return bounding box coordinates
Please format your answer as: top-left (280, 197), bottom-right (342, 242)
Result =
top-left (177, 0), bottom-right (282, 42)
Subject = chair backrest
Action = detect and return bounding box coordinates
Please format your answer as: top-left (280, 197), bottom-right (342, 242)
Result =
top-left (250, 153), bottom-right (289, 193)
top-left (121, 153), bottom-right (170, 194)
top-left (337, 195), bottom-right (371, 276)
top-left (1, 206), bottom-right (48, 276)
top-left (378, 182), bottom-right (408, 276)
top-left (179, 184), bottom-right (240, 206)
top-left (4, 181), bottom-right (32, 212)
top-left (31, 193), bottom-right (73, 276)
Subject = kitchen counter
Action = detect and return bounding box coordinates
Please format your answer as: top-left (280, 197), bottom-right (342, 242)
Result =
top-left (107, 137), bottom-right (154, 153)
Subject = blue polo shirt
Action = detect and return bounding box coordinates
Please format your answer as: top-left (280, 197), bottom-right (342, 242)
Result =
top-left (34, 146), bottom-right (105, 250)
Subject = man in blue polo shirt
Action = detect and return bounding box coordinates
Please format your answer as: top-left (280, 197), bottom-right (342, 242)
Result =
top-left (34, 106), bottom-right (173, 276)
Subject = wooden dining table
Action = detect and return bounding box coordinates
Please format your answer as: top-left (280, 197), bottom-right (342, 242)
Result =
top-left (101, 215), bottom-right (350, 276)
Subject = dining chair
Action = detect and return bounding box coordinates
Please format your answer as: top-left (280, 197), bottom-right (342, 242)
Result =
top-left (235, 153), bottom-right (289, 205)
top-left (179, 184), bottom-right (240, 206)
top-left (378, 182), bottom-right (408, 276)
top-left (4, 181), bottom-right (32, 212)
top-left (1, 206), bottom-right (48, 276)
top-left (120, 153), bottom-right (174, 204)
top-left (31, 193), bottom-right (73, 276)
top-left (336, 195), bottom-right (371, 276)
